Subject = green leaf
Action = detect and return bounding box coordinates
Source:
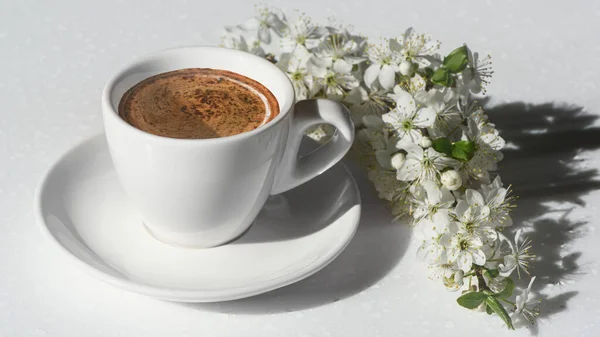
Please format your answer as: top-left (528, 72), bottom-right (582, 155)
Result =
top-left (432, 138), bottom-right (452, 156)
top-left (451, 140), bottom-right (476, 162)
top-left (494, 278), bottom-right (515, 299)
top-left (431, 68), bottom-right (453, 87)
top-left (484, 269), bottom-right (500, 278)
top-left (485, 296), bottom-right (515, 330)
top-left (443, 45), bottom-right (469, 73)
top-left (457, 292), bottom-right (488, 309)
top-left (423, 67), bottom-right (434, 78)
top-left (486, 304), bottom-right (493, 315)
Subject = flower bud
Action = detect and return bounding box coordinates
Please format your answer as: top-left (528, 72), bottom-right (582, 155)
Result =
top-left (420, 136), bottom-right (433, 148)
top-left (399, 60), bottom-right (414, 76)
top-left (390, 152), bottom-right (406, 170)
top-left (441, 170), bottom-right (462, 191)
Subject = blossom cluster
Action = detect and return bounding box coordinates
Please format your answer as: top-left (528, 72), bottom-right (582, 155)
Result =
top-left (222, 6), bottom-right (539, 329)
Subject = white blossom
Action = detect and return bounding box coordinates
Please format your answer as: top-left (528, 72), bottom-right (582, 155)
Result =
top-left (367, 168), bottom-right (409, 202)
top-left (415, 89), bottom-right (461, 139)
top-left (447, 231), bottom-right (486, 273)
top-left (280, 14), bottom-right (327, 52)
top-left (364, 41), bottom-right (404, 89)
top-left (382, 88), bottom-right (435, 143)
top-left (392, 28), bottom-right (440, 68)
top-left (453, 196), bottom-right (497, 244)
top-left (417, 211), bottom-right (452, 264)
top-left (396, 139), bottom-right (460, 183)
top-left (358, 115), bottom-right (390, 152)
top-left (412, 180), bottom-right (455, 221)
top-left (231, 7), bottom-right (287, 44)
top-left (461, 47), bottom-right (493, 94)
top-left (429, 263), bottom-right (464, 291)
top-left (277, 46), bottom-right (313, 100)
top-left (479, 176), bottom-right (514, 228)
top-left (358, 116), bottom-right (399, 170)
top-left (512, 277), bottom-right (540, 324)
top-left (307, 55), bottom-right (360, 98)
top-left (498, 229), bottom-right (535, 278)
top-left (459, 116), bottom-right (505, 184)
top-left (313, 29), bottom-right (366, 72)
top-left (344, 83), bottom-right (394, 125)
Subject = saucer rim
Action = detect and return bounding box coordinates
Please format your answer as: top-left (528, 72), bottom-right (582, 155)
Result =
top-left (34, 134), bottom-right (361, 302)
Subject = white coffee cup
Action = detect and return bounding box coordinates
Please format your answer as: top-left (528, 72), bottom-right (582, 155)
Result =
top-left (102, 46), bottom-right (354, 248)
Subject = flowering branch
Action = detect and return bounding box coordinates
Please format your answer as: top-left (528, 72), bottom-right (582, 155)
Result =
top-left (222, 5), bottom-right (539, 329)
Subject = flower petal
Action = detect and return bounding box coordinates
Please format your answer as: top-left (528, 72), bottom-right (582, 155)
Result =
top-left (337, 74), bottom-right (360, 89)
top-left (489, 188), bottom-right (508, 208)
top-left (362, 115), bottom-right (384, 129)
top-left (389, 38), bottom-right (403, 53)
top-left (306, 56), bottom-right (328, 78)
top-left (477, 205), bottom-right (491, 221)
top-left (440, 187), bottom-right (455, 205)
top-left (455, 200), bottom-right (469, 219)
top-left (470, 235), bottom-right (483, 247)
top-left (448, 221), bottom-right (460, 234)
top-left (405, 129), bottom-right (423, 143)
top-left (498, 213), bottom-right (513, 227)
top-left (499, 255), bottom-right (517, 277)
top-left (344, 86), bottom-right (368, 105)
top-left (432, 209), bottom-right (451, 228)
top-left (478, 225), bottom-right (498, 243)
top-left (396, 158), bottom-right (420, 181)
top-left (423, 180), bottom-right (442, 205)
top-left (363, 64), bottom-right (380, 88)
top-left (396, 137), bottom-right (422, 154)
top-left (333, 59), bottom-right (352, 74)
top-left (382, 110), bottom-right (401, 126)
top-left (457, 253), bottom-right (473, 273)
top-left (375, 150), bottom-right (393, 169)
top-left (258, 27), bottom-right (271, 44)
top-left (471, 249), bottom-right (486, 266)
top-left (439, 232), bottom-right (452, 247)
top-left (266, 13), bottom-right (286, 33)
top-left (392, 89), bottom-right (416, 115)
top-left (492, 176), bottom-right (503, 189)
top-left (413, 107), bottom-right (436, 128)
top-left (304, 38), bottom-right (321, 49)
top-left (466, 189), bottom-right (485, 207)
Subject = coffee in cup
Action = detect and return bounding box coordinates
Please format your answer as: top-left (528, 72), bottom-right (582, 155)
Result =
top-left (118, 68), bottom-right (279, 139)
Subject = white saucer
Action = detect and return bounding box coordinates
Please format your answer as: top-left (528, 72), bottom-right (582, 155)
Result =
top-left (35, 135), bottom-right (361, 302)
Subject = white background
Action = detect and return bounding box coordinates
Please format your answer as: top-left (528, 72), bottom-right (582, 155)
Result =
top-left (1, 0), bottom-right (600, 336)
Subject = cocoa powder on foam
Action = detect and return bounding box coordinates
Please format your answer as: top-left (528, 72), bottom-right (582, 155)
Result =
top-left (118, 68), bottom-right (279, 139)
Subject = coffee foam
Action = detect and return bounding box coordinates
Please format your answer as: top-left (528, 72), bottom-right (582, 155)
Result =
top-left (118, 68), bottom-right (279, 139)
top-left (207, 74), bottom-right (272, 127)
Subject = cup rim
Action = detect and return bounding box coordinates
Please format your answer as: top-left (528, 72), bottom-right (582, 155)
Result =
top-left (101, 46), bottom-right (295, 144)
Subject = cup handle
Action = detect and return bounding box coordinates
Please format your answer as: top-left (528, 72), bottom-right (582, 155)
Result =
top-left (271, 99), bottom-right (355, 195)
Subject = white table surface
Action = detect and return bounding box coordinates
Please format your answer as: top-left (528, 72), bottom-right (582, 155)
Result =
top-left (2, 0), bottom-right (600, 336)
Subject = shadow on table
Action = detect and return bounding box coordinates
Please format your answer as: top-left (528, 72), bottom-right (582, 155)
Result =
top-left (179, 158), bottom-right (411, 314)
top-left (486, 101), bottom-right (600, 333)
